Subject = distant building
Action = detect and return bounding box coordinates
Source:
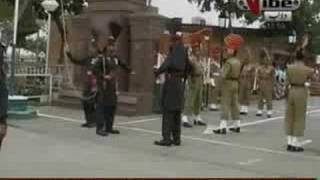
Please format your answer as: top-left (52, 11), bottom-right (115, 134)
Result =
top-left (191, 16), bottom-right (206, 25)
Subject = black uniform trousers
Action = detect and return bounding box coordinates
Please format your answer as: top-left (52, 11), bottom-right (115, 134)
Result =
top-left (82, 100), bottom-right (96, 124)
top-left (162, 110), bottom-right (181, 142)
top-left (96, 102), bottom-right (116, 132)
top-left (0, 81), bottom-right (8, 123)
top-left (0, 81), bottom-right (8, 150)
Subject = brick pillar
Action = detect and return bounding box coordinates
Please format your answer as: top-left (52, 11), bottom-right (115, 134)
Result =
top-left (116, 7), bottom-right (166, 115)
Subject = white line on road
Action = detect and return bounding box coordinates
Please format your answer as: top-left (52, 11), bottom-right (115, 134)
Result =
top-left (117, 118), bottom-right (160, 125)
top-left (119, 126), bottom-right (320, 161)
top-left (300, 139), bottom-right (313, 147)
top-left (37, 112), bottom-right (160, 125)
top-left (203, 109), bottom-right (320, 134)
top-left (37, 112), bottom-right (320, 161)
top-left (237, 158), bottom-right (262, 166)
top-left (38, 113), bottom-right (83, 123)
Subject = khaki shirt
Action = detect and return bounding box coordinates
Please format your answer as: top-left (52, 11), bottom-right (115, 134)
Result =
top-left (189, 55), bottom-right (204, 76)
top-left (287, 62), bottom-right (313, 86)
top-left (257, 65), bottom-right (274, 81)
top-left (222, 57), bottom-right (241, 80)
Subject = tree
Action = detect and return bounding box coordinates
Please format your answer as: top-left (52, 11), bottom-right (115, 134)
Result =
top-left (0, 0), bottom-right (87, 62)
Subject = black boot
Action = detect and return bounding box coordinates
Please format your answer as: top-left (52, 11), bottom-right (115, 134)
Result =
top-left (154, 139), bottom-right (172, 146)
top-left (287, 145), bottom-right (294, 151)
top-left (172, 137), bottom-right (181, 146)
top-left (292, 146), bottom-right (304, 152)
top-left (107, 129), bottom-right (120, 134)
top-left (96, 124), bottom-right (108, 136)
top-left (183, 122), bottom-right (193, 128)
top-left (194, 120), bottom-right (207, 126)
top-left (84, 122), bottom-right (96, 128)
top-left (240, 112), bottom-right (248, 115)
top-left (229, 127), bottom-right (240, 133)
top-left (96, 130), bottom-right (108, 136)
top-left (81, 123), bottom-right (91, 128)
top-left (213, 128), bottom-right (227, 135)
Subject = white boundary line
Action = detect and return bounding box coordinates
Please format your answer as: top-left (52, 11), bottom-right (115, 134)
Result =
top-left (37, 112), bottom-right (160, 125)
top-left (37, 112), bottom-right (320, 161)
top-left (203, 109), bottom-right (320, 134)
top-left (118, 126), bottom-right (320, 161)
top-left (117, 118), bottom-right (160, 125)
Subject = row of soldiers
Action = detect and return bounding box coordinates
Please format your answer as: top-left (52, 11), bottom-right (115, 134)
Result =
top-left (178, 41), bottom-right (276, 128)
top-left (154, 32), bottom-right (313, 153)
top-left (0, 29), bottom-right (313, 153)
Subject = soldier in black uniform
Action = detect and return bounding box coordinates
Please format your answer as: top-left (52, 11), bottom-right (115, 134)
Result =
top-left (92, 36), bottom-right (131, 137)
top-left (0, 43), bottom-right (8, 150)
top-left (65, 43), bottom-right (97, 128)
top-left (154, 33), bottom-right (191, 146)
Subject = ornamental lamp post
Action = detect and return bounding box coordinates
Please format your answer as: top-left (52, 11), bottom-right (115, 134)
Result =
top-left (41, 0), bottom-right (59, 74)
top-left (218, 10), bottom-right (227, 68)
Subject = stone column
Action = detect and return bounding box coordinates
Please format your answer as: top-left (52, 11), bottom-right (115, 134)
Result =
top-left (122, 7), bottom-right (166, 115)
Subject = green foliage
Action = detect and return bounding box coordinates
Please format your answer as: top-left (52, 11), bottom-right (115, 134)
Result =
top-left (0, 0), bottom-right (86, 47)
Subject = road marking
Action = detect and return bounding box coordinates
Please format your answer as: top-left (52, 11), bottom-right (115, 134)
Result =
top-left (117, 118), bottom-right (160, 125)
top-left (38, 113), bottom-right (83, 123)
top-left (237, 158), bottom-right (262, 166)
top-left (203, 109), bottom-right (320, 134)
top-left (299, 139), bottom-right (313, 147)
top-left (119, 126), bottom-right (320, 161)
top-left (36, 113), bottom-right (320, 161)
top-left (38, 112), bottom-right (160, 125)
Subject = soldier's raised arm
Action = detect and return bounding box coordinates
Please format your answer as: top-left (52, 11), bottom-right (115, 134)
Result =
top-left (65, 45), bottom-right (91, 66)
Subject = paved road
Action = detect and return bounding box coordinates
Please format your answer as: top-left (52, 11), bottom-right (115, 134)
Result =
top-left (1, 98), bottom-right (320, 178)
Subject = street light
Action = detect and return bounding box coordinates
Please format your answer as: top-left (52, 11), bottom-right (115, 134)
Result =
top-left (41, 0), bottom-right (59, 74)
top-left (218, 10), bottom-right (227, 68)
top-left (288, 30), bottom-right (296, 63)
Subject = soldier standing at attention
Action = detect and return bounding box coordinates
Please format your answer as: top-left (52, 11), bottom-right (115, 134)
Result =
top-left (239, 49), bottom-right (255, 115)
top-left (182, 42), bottom-right (206, 128)
top-left (256, 49), bottom-right (275, 118)
top-left (0, 43), bottom-right (8, 150)
top-left (154, 33), bottom-right (190, 146)
top-left (285, 49), bottom-right (313, 152)
top-left (93, 36), bottom-right (132, 136)
top-left (214, 34), bottom-right (243, 135)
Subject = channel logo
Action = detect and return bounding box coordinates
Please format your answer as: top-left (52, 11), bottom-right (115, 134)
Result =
top-left (237, 0), bottom-right (301, 15)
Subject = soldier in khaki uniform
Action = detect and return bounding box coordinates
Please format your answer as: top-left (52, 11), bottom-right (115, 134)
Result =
top-left (182, 44), bottom-right (206, 128)
top-left (285, 49), bottom-right (313, 152)
top-left (214, 34), bottom-right (243, 135)
top-left (256, 49), bottom-right (275, 118)
top-left (239, 50), bottom-right (255, 115)
top-left (209, 60), bottom-right (222, 111)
